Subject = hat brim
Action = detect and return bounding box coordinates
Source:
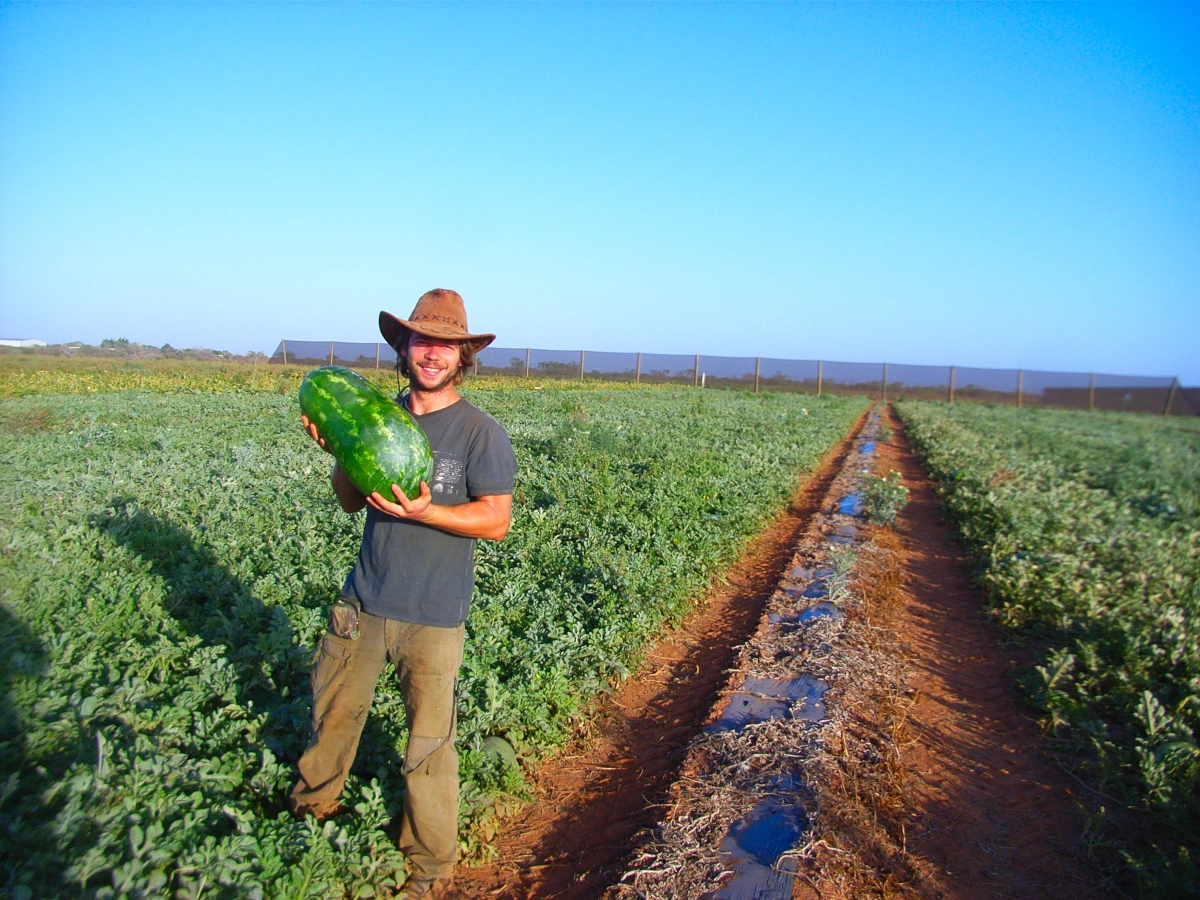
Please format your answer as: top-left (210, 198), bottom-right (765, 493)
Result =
top-left (379, 311), bottom-right (496, 354)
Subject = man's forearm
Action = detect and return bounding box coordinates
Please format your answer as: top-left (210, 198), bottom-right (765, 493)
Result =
top-left (332, 464), bottom-right (367, 513)
top-left (417, 496), bottom-right (511, 541)
top-left (398, 494), bottom-right (511, 542)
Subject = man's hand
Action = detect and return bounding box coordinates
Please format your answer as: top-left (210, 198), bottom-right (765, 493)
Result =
top-left (366, 482), bottom-right (434, 522)
top-left (301, 415), bottom-right (333, 454)
top-left (368, 489), bottom-right (512, 540)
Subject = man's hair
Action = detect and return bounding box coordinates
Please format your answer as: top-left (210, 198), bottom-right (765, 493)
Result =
top-left (397, 333), bottom-right (477, 387)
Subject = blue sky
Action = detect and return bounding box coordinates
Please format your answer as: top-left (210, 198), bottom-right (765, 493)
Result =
top-left (1, 2), bottom-right (1197, 381)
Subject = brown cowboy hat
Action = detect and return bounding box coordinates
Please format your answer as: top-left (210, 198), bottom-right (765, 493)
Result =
top-left (379, 289), bottom-right (496, 354)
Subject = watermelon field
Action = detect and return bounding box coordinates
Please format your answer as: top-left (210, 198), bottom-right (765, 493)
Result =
top-left (0, 366), bottom-right (865, 899)
top-left (3, 355), bottom-right (1199, 898)
top-left (896, 401), bottom-right (1200, 891)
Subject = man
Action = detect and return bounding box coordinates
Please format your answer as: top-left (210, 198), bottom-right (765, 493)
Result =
top-left (289, 289), bottom-right (516, 899)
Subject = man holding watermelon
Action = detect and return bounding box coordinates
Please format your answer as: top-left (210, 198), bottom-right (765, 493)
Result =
top-left (290, 289), bottom-right (517, 899)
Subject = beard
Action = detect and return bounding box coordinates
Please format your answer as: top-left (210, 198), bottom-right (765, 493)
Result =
top-left (408, 360), bottom-right (459, 392)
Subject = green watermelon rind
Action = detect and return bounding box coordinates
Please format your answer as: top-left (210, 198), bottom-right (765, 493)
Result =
top-left (298, 366), bottom-right (434, 502)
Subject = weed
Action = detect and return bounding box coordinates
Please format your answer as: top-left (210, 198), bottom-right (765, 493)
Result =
top-left (860, 470), bottom-right (908, 526)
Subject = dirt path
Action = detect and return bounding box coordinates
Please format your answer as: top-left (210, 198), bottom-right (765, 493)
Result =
top-left (447, 410), bottom-right (870, 900)
top-left (875, 406), bottom-right (1110, 899)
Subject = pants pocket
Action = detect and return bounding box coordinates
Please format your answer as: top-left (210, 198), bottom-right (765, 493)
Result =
top-left (329, 600), bottom-right (360, 640)
top-left (311, 633), bottom-right (355, 700)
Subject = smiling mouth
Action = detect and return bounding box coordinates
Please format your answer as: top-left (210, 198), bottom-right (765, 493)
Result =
top-left (416, 364), bottom-right (448, 381)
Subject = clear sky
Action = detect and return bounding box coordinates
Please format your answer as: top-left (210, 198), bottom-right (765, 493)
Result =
top-left (1, 2), bottom-right (1197, 381)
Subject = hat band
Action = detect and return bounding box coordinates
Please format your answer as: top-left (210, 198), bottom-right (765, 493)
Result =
top-left (412, 313), bottom-right (466, 330)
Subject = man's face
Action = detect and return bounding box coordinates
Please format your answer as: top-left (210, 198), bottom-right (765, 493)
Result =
top-left (405, 334), bottom-right (463, 392)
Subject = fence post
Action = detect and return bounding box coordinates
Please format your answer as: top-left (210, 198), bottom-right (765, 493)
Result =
top-left (1088, 372), bottom-right (1096, 412)
top-left (474, 358), bottom-right (478, 377)
top-left (1017, 369), bottom-right (1024, 408)
top-left (580, 350), bottom-right (585, 381)
top-left (1164, 378), bottom-right (1179, 416)
top-left (329, 341), bottom-right (335, 366)
top-left (948, 366), bottom-right (956, 403)
top-left (754, 357), bottom-right (761, 394)
top-left (817, 360), bottom-right (823, 397)
top-left (694, 355), bottom-right (700, 388)
top-left (282, 340), bottom-right (288, 366)
top-left (881, 362), bottom-right (888, 402)
top-left (375, 343), bottom-right (380, 371)
top-left (524, 348), bottom-right (531, 378)
top-left (636, 352), bottom-right (642, 385)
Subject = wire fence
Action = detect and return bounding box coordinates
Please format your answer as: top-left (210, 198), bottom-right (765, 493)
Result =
top-left (270, 340), bottom-right (1197, 416)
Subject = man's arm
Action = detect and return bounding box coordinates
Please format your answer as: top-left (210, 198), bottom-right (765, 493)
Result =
top-left (332, 463), bottom-right (368, 514)
top-left (365, 487), bottom-right (512, 540)
top-left (301, 414), bottom-right (367, 514)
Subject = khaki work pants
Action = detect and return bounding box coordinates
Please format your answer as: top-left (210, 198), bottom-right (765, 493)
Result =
top-left (290, 609), bottom-right (466, 880)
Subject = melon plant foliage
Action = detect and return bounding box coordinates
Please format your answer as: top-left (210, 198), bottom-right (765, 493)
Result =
top-left (0, 383), bottom-right (863, 898)
top-left (896, 400), bottom-right (1200, 896)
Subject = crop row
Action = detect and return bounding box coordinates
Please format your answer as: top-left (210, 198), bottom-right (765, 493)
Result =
top-left (0, 385), bottom-right (864, 898)
top-left (895, 400), bottom-right (1200, 895)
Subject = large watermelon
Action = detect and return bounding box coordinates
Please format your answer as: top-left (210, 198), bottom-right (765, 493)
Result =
top-left (298, 366), bottom-right (433, 501)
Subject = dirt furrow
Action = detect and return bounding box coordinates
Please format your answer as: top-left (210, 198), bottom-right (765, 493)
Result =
top-left (872, 405), bottom-right (1112, 899)
top-left (446, 409), bottom-right (871, 900)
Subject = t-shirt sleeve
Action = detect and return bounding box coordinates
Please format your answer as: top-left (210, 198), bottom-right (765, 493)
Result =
top-left (465, 416), bottom-right (517, 497)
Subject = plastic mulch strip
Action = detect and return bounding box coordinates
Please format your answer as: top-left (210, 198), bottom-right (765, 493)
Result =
top-left (702, 794), bottom-right (809, 900)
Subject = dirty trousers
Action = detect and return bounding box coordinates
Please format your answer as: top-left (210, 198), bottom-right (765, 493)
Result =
top-left (290, 610), bottom-right (466, 880)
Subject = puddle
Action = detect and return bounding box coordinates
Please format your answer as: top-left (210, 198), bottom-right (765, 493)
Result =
top-left (701, 795), bottom-right (808, 900)
top-left (725, 796), bottom-right (807, 869)
top-left (837, 493), bottom-right (862, 516)
top-left (788, 565), bottom-right (835, 582)
top-left (765, 771), bottom-right (804, 792)
top-left (707, 675), bottom-right (828, 732)
top-left (770, 602), bottom-right (843, 628)
top-left (782, 582), bottom-right (827, 600)
top-left (799, 601), bottom-right (843, 623)
top-left (707, 694), bottom-right (792, 732)
top-left (744, 675), bottom-right (827, 722)
top-left (860, 440), bottom-right (875, 454)
top-left (827, 523), bottom-right (859, 546)
top-left (767, 610), bottom-right (804, 627)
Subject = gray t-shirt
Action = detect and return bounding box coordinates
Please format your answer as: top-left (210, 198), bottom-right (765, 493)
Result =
top-left (341, 396), bottom-right (516, 627)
